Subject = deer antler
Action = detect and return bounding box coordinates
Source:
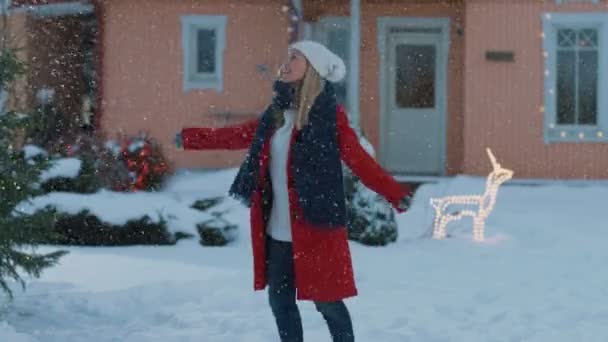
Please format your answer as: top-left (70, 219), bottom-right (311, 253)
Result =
top-left (486, 148), bottom-right (499, 169)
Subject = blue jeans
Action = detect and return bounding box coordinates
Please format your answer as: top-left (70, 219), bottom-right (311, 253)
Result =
top-left (266, 237), bottom-right (354, 342)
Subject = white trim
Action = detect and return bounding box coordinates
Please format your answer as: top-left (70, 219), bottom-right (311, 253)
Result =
top-left (179, 168), bottom-right (608, 186)
top-left (394, 175), bottom-right (448, 183)
top-left (292, 0), bottom-right (303, 40)
top-left (317, 16), bottom-right (350, 26)
top-left (9, 2), bottom-right (94, 17)
top-left (0, 0), bottom-right (9, 14)
top-left (377, 17), bottom-right (451, 176)
top-left (302, 22), bottom-right (313, 40)
top-left (348, 0), bottom-right (361, 129)
top-left (292, 0), bottom-right (302, 12)
top-left (394, 174), bottom-right (608, 186)
top-left (542, 12), bottom-right (608, 143)
top-left (312, 16), bottom-right (351, 111)
top-left (180, 15), bottom-right (227, 92)
top-left (502, 178), bottom-right (608, 186)
top-left (556, 0), bottom-right (599, 4)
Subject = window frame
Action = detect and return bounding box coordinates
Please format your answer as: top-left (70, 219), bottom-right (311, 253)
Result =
top-left (0, 0), bottom-right (8, 14)
top-left (542, 12), bottom-right (608, 143)
top-left (555, 0), bottom-right (599, 4)
top-left (312, 16), bottom-right (350, 108)
top-left (180, 15), bottom-right (227, 92)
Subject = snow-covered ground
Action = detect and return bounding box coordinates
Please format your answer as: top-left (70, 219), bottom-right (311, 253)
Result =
top-left (2, 169), bottom-right (608, 342)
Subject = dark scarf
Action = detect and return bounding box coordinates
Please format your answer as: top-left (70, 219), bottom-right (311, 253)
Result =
top-left (229, 81), bottom-right (346, 228)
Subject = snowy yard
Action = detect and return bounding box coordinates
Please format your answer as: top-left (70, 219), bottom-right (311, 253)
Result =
top-left (2, 170), bottom-right (608, 342)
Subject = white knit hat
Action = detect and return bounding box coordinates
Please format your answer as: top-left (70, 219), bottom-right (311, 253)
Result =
top-left (289, 40), bottom-right (346, 83)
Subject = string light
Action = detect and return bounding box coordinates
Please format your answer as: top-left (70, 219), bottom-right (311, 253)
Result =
top-left (430, 148), bottom-right (513, 242)
top-left (542, 29), bottom-right (604, 142)
top-left (285, 0), bottom-right (301, 43)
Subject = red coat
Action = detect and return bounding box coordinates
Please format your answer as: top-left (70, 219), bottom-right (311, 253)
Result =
top-left (182, 105), bottom-right (409, 302)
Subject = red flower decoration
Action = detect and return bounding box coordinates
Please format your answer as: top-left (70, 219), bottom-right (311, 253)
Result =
top-left (116, 134), bottom-right (170, 192)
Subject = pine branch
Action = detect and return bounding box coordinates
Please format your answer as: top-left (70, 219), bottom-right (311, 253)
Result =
top-left (0, 249), bottom-right (67, 298)
top-left (0, 47), bottom-right (66, 298)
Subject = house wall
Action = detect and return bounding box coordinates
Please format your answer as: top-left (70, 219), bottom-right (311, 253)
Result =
top-left (305, 0), bottom-right (466, 175)
top-left (100, 0), bottom-right (289, 169)
top-left (27, 16), bottom-right (86, 126)
top-left (463, 0), bottom-right (608, 179)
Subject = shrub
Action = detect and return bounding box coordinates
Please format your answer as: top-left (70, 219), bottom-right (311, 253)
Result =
top-left (44, 209), bottom-right (192, 246)
top-left (115, 133), bottom-right (171, 192)
top-left (343, 134), bottom-right (399, 246)
top-left (191, 198), bottom-right (238, 246)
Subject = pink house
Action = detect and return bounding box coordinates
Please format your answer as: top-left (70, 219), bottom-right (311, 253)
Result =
top-left (9, 0), bottom-right (608, 180)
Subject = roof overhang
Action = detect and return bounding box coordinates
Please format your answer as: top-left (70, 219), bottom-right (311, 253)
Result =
top-left (10, 0), bottom-right (93, 17)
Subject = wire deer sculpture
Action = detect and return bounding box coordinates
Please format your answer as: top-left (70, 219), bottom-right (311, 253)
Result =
top-left (430, 148), bottom-right (513, 242)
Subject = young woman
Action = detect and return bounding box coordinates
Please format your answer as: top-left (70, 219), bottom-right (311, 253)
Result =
top-left (176, 40), bottom-right (411, 342)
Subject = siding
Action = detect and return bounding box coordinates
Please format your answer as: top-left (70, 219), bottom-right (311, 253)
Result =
top-left (307, 0), bottom-right (466, 175)
top-left (101, 0), bottom-right (289, 169)
top-left (464, 0), bottom-right (608, 179)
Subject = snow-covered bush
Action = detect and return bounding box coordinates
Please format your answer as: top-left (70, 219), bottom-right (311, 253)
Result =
top-left (343, 134), bottom-right (399, 246)
top-left (33, 133), bottom-right (109, 194)
top-left (18, 190), bottom-right (237, 247)
top-left (191, 198), bottom-right (238, 246)
top-left (41, 131), bottom-right (172, 194)
top-left (54, 133), bottom-right (119, 193)
top-left (47, 209), bottom-right (189, 246)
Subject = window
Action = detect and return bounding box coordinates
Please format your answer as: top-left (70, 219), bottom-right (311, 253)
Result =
top-left (555, 0), bottom-right (599, 4)
top-left (312, 17), bottom-right (350, 107)
top-left (542, 13), bottom-right (608, 142)
top-left (181, 15), bottom-right (227, 92)
top-left (394, 44), bottom-right (436, 108)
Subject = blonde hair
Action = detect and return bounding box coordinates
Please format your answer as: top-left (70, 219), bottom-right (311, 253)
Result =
top-left (275, 65), bottom-right (323, 130)
top-left (295, 66), bottom-right (323, 129)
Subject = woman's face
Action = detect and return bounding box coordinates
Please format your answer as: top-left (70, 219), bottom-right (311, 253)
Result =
top-left (279, 49), bottom-right (307, 83)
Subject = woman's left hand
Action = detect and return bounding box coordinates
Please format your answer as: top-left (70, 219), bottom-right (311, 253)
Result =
top-left (397, 195), bottom-right (412, 211)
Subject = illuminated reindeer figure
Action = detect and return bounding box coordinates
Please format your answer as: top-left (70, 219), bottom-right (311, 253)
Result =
top-left (431, 148), bottom-right (513, 242)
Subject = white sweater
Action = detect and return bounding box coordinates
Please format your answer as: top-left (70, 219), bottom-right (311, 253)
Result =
top-left (266, 110), bottom-right (296, 242)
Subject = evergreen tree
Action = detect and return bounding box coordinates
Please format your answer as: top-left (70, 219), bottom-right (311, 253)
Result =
top-left (343, 133), bottom-right (399, 246)
top-left (0, 48), bottom-right (66, 298)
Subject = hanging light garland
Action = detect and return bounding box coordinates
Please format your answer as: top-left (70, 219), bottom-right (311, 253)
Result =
top-left (284, 0), bottom-right (301, 44)
top-left (430, 148), bottom-right (513, 242)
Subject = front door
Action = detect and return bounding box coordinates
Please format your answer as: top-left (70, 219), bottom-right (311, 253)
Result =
top-left (380, 26), bottom-right (448, 175)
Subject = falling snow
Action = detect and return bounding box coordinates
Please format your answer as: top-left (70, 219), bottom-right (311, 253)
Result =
top-left (2, 0), bottom-right (608, 341)
top-left (1, 171), bottom-right (608, 341)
